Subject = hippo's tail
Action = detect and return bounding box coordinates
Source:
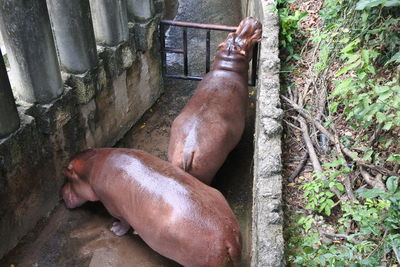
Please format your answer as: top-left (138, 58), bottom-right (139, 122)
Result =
top-left (183, 150), bottom-right (194, 171)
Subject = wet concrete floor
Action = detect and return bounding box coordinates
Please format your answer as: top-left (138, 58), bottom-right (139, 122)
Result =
top-left (1, 0), bottom-right (255, 266)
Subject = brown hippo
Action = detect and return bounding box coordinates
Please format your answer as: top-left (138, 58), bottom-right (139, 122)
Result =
top-left (61, 148), bottom-right (242, 267)
top-left (168, 17), bottom-right (262, 184)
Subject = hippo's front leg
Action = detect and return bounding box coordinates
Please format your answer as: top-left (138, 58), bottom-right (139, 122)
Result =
top-left (110, 219), bottom-right (131, 236)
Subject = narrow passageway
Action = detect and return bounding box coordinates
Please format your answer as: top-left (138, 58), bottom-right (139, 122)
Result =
top-left (1, 0), bottom-right (254, 266)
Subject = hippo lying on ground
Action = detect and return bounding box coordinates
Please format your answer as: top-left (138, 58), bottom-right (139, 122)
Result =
top-left (61, 148), bottom-right (241, 267)
top-left (168, 17), bottom-right (262, 184)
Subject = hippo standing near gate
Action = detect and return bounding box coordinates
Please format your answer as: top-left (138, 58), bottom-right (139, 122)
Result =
top-left (61, 148), bottom-right (242, 267)
top-left (168, 17), bottom-right (262, 184)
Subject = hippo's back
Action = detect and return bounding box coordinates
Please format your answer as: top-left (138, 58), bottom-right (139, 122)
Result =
top-left (100, 148), bottom-right (242, 266)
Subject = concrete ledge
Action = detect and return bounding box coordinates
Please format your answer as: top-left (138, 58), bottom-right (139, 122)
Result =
top-left (245, 0), bottom-right (284, 266)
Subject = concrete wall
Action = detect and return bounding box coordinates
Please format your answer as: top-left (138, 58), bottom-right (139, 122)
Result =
top-left (0, 0), bottom-right (165, 258)
top-left (242, 0), bottom-right (284, 266)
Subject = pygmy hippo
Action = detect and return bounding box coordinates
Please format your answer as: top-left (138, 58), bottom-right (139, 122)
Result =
top-left (61, 148), bottom-right (242, 267)
top-left (168, 17), bottom-right (262, 184)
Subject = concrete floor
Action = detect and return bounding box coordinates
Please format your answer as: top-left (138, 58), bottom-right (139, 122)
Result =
top-left (0, 0), bottom-right (255, 266)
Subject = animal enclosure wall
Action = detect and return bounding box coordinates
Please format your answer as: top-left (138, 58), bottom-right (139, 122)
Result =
top-left (240, 0), bottom-right (284, 266)
top-left (0, 0), bottom-right (165, 258)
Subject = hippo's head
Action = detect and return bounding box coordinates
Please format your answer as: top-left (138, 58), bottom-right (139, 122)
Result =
top-left (61, 150), bottom-right (99, 209)
top-left (218, 17), bottom-right (262, 60)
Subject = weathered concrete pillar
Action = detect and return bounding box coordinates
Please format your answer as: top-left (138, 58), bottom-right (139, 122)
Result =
top-left (46, 0), bottom-right (98, 74)
top-left (0, 50), bottom-right (20, 138)
top-left (127, 0), bottom-right (154, 22)
top-left (0, 0), bottom-right (63, 104)
top-left (89, 0), bottom-right (129, 46)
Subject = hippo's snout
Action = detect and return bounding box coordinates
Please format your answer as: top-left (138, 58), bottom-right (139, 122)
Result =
top-left (61, 182), bottom-right (85, 209)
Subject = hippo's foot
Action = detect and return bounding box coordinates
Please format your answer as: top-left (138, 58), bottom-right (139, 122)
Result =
top-left (110, 219), bottom-right (130, 236)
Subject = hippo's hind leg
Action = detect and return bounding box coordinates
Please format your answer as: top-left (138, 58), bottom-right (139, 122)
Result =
top-left (110, 219), bottom-right (131, 236)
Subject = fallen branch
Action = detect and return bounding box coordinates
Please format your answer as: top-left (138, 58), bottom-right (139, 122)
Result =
top-left (282, 95), bottom-right (397, 178)
top-left (333, 129), bottom-right (356, 201)
top-left (359, 166), bottom-right (386, 190)
top-left (282, 95), bottom-right (334, 139)
top-left (297, 116), bottom-right (341, 198)
top-left (288, 152), bottom-right (309, 182)
top-left (320, 231), bottom-right (350, 240)
top-left (368, 123), bottom-right (382, 146)
top-left (299, 117), bottom-right (322, 174)
top-left (393, 247), bottom-right (400, 264)
top-left (283, 119), bottom-right (302, 132)
top-left (357, 162), bottom-right (398, 177)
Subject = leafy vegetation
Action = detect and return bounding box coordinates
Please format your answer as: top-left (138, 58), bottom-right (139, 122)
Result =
top-left (279, 0), bottom-right (400, 265)
top-left (275, 0), bottom-right (308, 62)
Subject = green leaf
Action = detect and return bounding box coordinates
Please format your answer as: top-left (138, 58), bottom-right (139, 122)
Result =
top-left (331, 78), bottom-right (355, 96)
top-left (383, 121), bottom-right (394, 130)
top-left (336, 183), bottom-right (345, 192)
top-left (384, 138), bottom-right (393, 148)
top-left (374, 85), bottom-right (391, 94)
top-left (323, 158), bottom-right (346, 168)
top-left (335, 60), bottom-right (362, 76)
top-left (378, 90), bottom-right (393, 102)
top-left (303, 246), bottom-right (314, 254)
top-left (356, 187), bottom-right (385, 198)
top-left (330, 101), bottom-right (339, 114)
top-left (357, 71), bottom-right (368, 81)
top-left (326, 192), bottom-right (335, 198)
top-left (341, 39), bottom-right (360, 54)
top-left (325, 205), bottom-right (331, 216)
top-left (361, 12), bottom-right (369, 22)
top-left (361, 49), bottom-right (371, 64)
top-left (363, 149), bottom-right (374, 161)
top-left (387, 154), bottom-right (400, 163)
top-left (386, 51), bottom-right (400, 65)
top-left (355, 0), bottom-right (386, 10)
top-left (386, 176), bottom-right (399, 194)
top-left (346, 53), bottom-right (361, 64)
top-left (376, 112), bottom-right (386, 123)
top-left (384, 0), bottom-right (400, 6)
top-left (366, 64), bottom-right (376, 74)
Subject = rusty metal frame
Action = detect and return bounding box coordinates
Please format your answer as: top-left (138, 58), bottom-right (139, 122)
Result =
top-left (159, 20), bottom-right (259, 86)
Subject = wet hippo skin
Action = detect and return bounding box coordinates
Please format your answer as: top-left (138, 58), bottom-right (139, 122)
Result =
top-left (61, 148), bottom-right (242, 267)
top-left (168, 17), bottom-right (262, 184)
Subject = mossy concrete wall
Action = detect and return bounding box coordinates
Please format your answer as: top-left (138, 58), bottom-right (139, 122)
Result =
top-left (242, 0), bottom-right (284, 266)
top-left (0, 0), bottom-right (165, 258)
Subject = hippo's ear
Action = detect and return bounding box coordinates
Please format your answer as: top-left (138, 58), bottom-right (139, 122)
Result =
top-left (63, 165), bottom-right (79, 180)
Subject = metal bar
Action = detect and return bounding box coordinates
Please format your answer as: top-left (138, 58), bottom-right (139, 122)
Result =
top-left (159, 23), bottom-right (167, 76)
top-left (166, 74), bottom-right (203, 81)
top-left (164, 48), bottom-right (184, 54)
top-left (250, 43), bottom-right (259, 86)
top-left (206, 30), bottom-right (211, 73)
top-left (160, 19), bottom-right (236, 32)
top-left (159, 20), bottom-right (259, 86)
top-left (182, 28), bottom-right (188, 76)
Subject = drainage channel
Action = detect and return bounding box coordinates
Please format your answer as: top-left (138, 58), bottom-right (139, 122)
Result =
top-left (0, 0), bottom-right (257, 266)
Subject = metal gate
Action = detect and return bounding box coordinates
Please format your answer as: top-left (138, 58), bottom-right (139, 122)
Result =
top-left (159, 20), bottom-right (259, 86)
